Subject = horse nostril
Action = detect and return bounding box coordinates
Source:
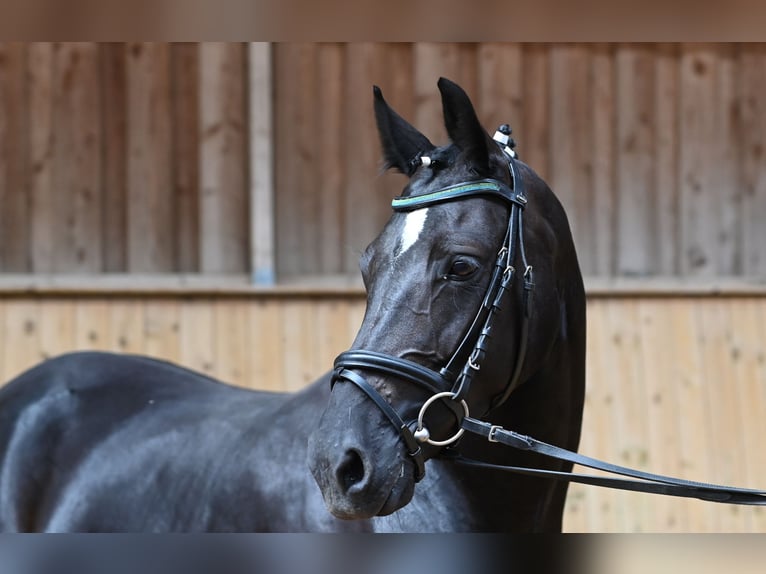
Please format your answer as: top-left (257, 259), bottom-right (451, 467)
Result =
top-left (337, 449), bottom-right (367, 493)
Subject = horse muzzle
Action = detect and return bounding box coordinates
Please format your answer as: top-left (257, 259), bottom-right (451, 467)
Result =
top-left (307, 382), bottom-right (417, 520)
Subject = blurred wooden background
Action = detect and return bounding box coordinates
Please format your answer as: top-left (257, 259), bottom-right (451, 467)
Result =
top-left (1, 42), bottom-right (765, 532)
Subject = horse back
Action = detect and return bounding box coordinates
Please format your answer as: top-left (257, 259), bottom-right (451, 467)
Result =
top-left (0, 352), bottom-right (281, 531)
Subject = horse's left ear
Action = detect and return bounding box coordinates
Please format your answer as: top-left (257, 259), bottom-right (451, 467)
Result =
top-left (373, 85), bottom-right (435, 177)
top-left (438, 77), bottom-right (494, 175)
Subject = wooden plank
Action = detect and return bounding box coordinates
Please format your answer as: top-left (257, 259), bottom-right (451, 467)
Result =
top-left (565, 298), bottom-right (593, 532)
top-left (739, 44), bottom-right (766, 277)
top-left (126, 42), bottom-right (174, 272)
top-left (300, 40), bottom-right (325, 277)
top-left (52, 43), bottom-right (102, 273)
top-left (696, 299), bottom-right (745, 531)
top-left (705, 298), bottom-right (754, 531)
top-left (578, 300), bottom-right (620, 531)
top-left (143, 299), bottom-right (181, 362)
top-left (564, 300), bottom-right (606, 532)
top-left (179, 299), bottom-right (215, 376)
top-left (0, 42), bottom-right (30, 272)
top-left (744, 300), bottom-right (766, 532)
top-left (637, 298), bottom-right (687, 531)
top-left (726, 299), bottom-right (763, 531)
top-left (549, 44), bottom-right (594, 274)
top-left (27, 43), bottom-right (56, 273)
top-left (679, 44), bottom-right (719, 277)
top-left (590, 43), bottom-right (616, 276)
top-left (247, 299), bottom-right (284, 391)
top-left (213, 299), bottom-right (249, 387)
top-left (520, 44), bottom-right (550, 179)
top-left (100, 43), bottom-right (128, 272)
top-left (1, 301), bottom-right (39, 381)
top-left (171, 42), bottom-right (200, 273)
top-left (37, 299), bottom-right (76, 361)
top-left (199, 42), bottom-right (248, 274)
top-left (615, 44), bottom-right (655, 277)
top-left (248, 42), bottom-right (275, 284)
top-left (74, 300), bottom-right (111, 352)
top-left (712, 44), bottom-right (741, 276)
top-left (109, 298), bottom-right (144, 355)
top-left (3, 273), bottom-right (766, 299)
top-left (280, 301), bottom-right (317, 392)
top-left (316, 43), bottom-right (344, 276)
top-left (476, 44), bottom-right (524, 141)
top-left (654, 44), bottom-right (680, 275)
top-left (273, 43), bottom-right (318, 279)
top-left (672, 299), bottom-right (717, 531)
top-left (607, 299), bottom-right (652, 531)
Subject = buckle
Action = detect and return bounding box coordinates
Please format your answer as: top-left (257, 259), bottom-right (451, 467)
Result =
top-left (488, 425), bottom-right (503, 443)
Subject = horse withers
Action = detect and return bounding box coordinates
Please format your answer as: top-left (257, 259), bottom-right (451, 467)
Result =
top-left (0, 78), bottom-right (585, 532)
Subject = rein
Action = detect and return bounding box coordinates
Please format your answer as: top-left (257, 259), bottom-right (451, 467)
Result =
top-left (455, 418), bottom-right (766, 505)
top-left (331, 126), bottom-right (766, 506)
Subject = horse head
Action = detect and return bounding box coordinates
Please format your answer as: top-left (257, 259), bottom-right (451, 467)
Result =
top-left (308, 78), bottom-right (577, 522)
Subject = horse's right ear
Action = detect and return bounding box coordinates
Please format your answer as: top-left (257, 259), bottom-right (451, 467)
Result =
top-left (373, 86), bottom-right (434, 177)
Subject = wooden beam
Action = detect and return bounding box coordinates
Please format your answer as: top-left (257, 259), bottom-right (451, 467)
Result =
top-left (199, 42), bottom-right (248, 275)
top-left (248, 42), bottom-right (275, 285)
top-left (0, 274), bottom-right (766, 299)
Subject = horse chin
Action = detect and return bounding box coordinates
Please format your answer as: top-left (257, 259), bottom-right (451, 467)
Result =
top-left (322, 463), bottom-right (416, 521)
top-left (376, 471), bottom-right (415, 516)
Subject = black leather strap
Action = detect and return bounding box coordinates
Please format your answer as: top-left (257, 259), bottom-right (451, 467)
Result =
top-left (391, 179), bottom-right (526, 212)
top-left (440, 237), bottom-right (511, 386)
top-left (459, 417), bottom-right (766, 505)
top-left (333, 350), bottom-right (447, 396)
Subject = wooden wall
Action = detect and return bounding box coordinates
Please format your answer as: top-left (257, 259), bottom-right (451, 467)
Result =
top-left (0, 293), bottom-right (764, 532)
top-left (274, 43), bottom-right (766, 281)
top-left (0, 42), bottom-right (249, 274)
top-left (0, 294), bottom-right (366, 393)
top-left (3, 43), bottom-right (766, 281)
top-left (2, 43), bottom-right (766, 531)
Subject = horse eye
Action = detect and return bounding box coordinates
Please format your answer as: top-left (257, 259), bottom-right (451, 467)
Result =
top-left (448, 259), bottom-right (478, 279)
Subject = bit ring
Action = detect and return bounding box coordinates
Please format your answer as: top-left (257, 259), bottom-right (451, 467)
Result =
top-left (415, 391), bottom-right (469, 447)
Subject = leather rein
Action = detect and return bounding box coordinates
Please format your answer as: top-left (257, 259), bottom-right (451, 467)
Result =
top-left (330, 131), bottom-right (766, 506)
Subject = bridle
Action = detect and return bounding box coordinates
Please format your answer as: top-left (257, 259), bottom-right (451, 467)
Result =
top-left (331, 127), bottom-right (530, 481)
top-left (330, 127), bottom-right (766, 506)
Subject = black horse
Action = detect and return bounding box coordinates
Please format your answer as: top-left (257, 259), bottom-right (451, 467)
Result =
top-left (0, 78), bottom-right (585, 532)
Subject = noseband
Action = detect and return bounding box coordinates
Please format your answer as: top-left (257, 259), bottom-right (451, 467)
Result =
top-left (331, 133), bottom-right (533, 481)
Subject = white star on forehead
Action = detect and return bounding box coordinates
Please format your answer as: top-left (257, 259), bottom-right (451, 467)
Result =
top-left (396, 209), bottom-right (429, 258)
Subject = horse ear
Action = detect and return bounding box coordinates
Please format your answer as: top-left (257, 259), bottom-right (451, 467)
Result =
top-left (437, 77), bottom-right (493, 174)
top-left (373, 85), bottom-right (435, 177)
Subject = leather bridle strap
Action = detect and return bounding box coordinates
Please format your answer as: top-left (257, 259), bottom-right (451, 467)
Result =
top-left (333, 350), bottom-right (448, 396)
top-left (458, 417), bottom-right (766, 505)
top-left (391, 179), bottom-right (524, 212)
top-left (333, 368), bottom-right (426, 481)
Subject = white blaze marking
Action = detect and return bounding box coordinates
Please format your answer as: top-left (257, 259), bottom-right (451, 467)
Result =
top-left (397, 209), bottom-right (429, 257)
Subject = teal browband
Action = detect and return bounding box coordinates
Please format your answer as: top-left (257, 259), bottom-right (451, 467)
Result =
top-left (391, 178), bottom-right (526, 212)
